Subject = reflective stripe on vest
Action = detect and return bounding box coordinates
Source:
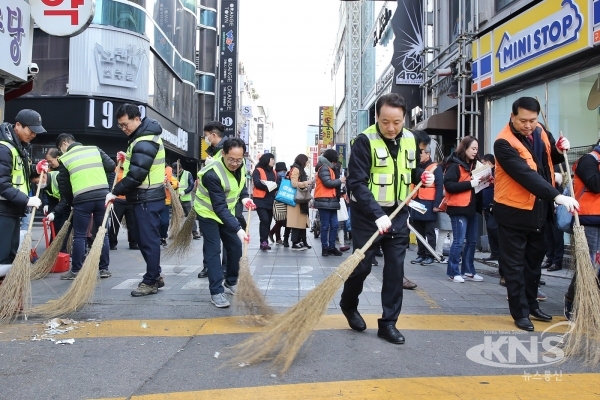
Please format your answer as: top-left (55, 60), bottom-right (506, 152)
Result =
top-left (252, 168), bottom-right (268, 198)
top-left (179, 170), bottom-right (192, 202)
top-left (0, 141), bottom-right (27, 200)
top-left (445, 164), bottom-right (471, 207)
top-left (59, 145), bottom-right (108, 197)
top-left (360, 125), bottom-right (416, 207)
top-left (123, 135), bottom-right (166, 190)
top-left (48, 171), bottom-right (61, 199)
top-left (315, 165), bottom-right (336, 198)
top-left (193, 160), bottom-right (243, 224)
top-left (494, 123), bottom-right (554, 210)
top-left (417, 163), bottom-right (438, 201)
top-left (573, 150), bottom-right (600, 218)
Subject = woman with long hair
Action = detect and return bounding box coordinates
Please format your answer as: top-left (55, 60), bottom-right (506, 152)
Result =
top-left (252, 153), bottom-right (278, 250)
top-left (286, 154), bottom-right (313, 250)
top-left (444, 136), bottom-right (484, 282)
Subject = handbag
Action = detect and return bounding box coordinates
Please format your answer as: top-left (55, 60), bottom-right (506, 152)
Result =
top-left (294, 187), bottom-right (312, 204)
top-left (337, 199), bottom-right (349, 221)
top-left (273, 201), bottom-right (287, 221)
top-left (275, 178), bottom-right (297, 207)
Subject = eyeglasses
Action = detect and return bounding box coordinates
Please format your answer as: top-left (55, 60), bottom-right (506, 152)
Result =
top-left (117, 121), bottom-right (131, 130)
top-left (226, 158), bottom-right (244, 165)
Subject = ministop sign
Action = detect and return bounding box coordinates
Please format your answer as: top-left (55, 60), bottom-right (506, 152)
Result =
top-left (30, 0), bottom-right (95, 37)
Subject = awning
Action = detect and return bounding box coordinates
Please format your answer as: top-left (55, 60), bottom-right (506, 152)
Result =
top-left (414, 109), bottom-right (457, 131)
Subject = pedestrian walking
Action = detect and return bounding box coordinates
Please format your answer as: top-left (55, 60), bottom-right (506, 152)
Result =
top-left (54, 133), bottom-right (115, 280)
top-left (252, 153), bottom-right (278, 250)
top-left (493, 96), bottom-right (577, 331)
top-left (286, 154), bottom-right (313, 251)
top-left (107, 104), bottom-right (167, 297)
top-left (480, 154), bottom-right (499, 262)
top-left (443, 136), bottom-right (484, 283)
top-left (339, 93), bottom-right (434, 344)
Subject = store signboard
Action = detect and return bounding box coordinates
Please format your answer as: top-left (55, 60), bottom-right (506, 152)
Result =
top-left (472, 0), bottom-right (592, 92)
top-left (0, 0), bottom-right (33, 81)
top-left (30, 0), bottom-right (94, 37)
top-left (319, 106), bottom-right (335, 147)
top-left (218, 0), bottom-right (238, 137)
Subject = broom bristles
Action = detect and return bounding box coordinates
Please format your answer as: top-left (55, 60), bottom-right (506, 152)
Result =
top-left (561, 225), bottom-right (600, 366)
top-left (234, 259), bottom-right (276, 323)
top-left (31, 212), bottom-right (73, 281)
top-left (0, 234), bottom-right (32, 324)
top-left (163, 209), bottom-right (197, 259)
top-left (167, 182), bottom-right (185, 239)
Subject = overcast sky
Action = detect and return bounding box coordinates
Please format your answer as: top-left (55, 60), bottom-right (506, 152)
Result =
top-left (238, 0), bottom-right (341, 165)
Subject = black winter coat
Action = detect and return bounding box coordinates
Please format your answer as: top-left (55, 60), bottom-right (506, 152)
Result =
top-left (112, 117), bottom-right (166, 204)
top-left (252, 166), bottom-right (278, 210)
top-left (443, 154), bottom-right (481, 217)
top-left (54, 142), bottom-right (115, 216)
top-left (314, 156), bottom-right (342, 210)
top-left (411, 158), bottom-right (443, 221)
top-left (493, 122), bottom-right (563, 231)
top-left (0, 123), bottom-right (30, 218)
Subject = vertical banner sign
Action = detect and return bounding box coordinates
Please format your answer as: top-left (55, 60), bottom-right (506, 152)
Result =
top-left (336, 144), bottom-right (347, 168)
top-left (257, 123), bottom-right (264, 144)
top-left (218, 0), bottom-right (238, 137)
top-left (391, 0), bottom-right (423, 123)
top-left (319, 106), bottom-right (335, 147)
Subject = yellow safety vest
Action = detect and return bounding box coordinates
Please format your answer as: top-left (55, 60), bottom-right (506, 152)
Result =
top-left (123, 135), bottom-right (166, 189)
top-left (0, 141), bottom-right (28, 199)
top-left (58, 145), bottom-right (108, 197)
top-left (193, 159), bottom-right (243, 224)
top-left (47, 171), bottom-right (60, 199)
top-left (361, 125), bottom-right (416, 207)
top-left (178, 170), bottom-right (192, 202)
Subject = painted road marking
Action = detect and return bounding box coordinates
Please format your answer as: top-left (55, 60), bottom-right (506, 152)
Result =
top-left (0, 314), bottom-right (568, 341)
top-left (415, 287), bottom-right (441, 309)
top-left (92, 373), bottom-right (600, 399)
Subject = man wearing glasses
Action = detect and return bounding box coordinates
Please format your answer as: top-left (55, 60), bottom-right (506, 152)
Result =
top-left (106, 104), bottom-right (166, 297)
top-left (194, 138), bottom-right (256, 308)
top-left (0, 109), bottom-right (45, 274)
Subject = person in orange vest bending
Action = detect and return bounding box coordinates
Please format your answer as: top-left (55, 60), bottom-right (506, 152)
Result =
top-left (493, 96), bottom-right (578, 332)
top-left (410, 144), bottom-right (443, 266)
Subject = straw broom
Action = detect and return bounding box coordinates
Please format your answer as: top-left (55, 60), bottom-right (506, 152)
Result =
top-left (234, 210), bottom-right (275, 324)
top-left (166, 181), bottom-right (185, 238)
top-left (163, 208), bottom-right (197, 259)
top-left (66, 229), bottom-right (74, 254)
top-left (30, 211), bottom-right (73, 280)
top-left (227, 181), bottom-right (425, 373)
top-left (0, 171), bottom-right (45, 324)
top-left (559, 141), bottom-right (600, 366)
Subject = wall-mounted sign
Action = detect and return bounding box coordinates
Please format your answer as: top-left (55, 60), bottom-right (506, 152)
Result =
top-left (218, 0), bottom-right (238, 137)
top-left (0, 0), bottom-right (33, 81)
top-left (94, 43), bottom-right (145, 88)
top-left (375, 66), bottom-right (395, 96)
top-left (393, 0), bottom-right (423, 86)
top-left (319, 106), bottom-right (334, 147)
top-left (257, 123), bottom-right (264, 144)
top-left (30, 0), bottom-right (94, 37)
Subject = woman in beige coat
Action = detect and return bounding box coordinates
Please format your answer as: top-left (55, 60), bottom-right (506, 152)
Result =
top-left (286, 154), bottom-right (313, 250)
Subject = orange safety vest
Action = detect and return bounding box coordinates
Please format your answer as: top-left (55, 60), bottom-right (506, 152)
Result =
top-left (573, 150), bottom-right (600, 218)
top-left (115, 166), bottom-right (126, 200)
top-left (494, 123), bottom-right (554, 210)
top-left (445, 164), bottom-right (472, 207)
top-left (252, 167), bottom-right (268, 199)
top-left (315, 166), bottom-right (336, 198)
top-left (417, 162), bottom-right (438, 201)
top-left (164, 166), bottom-right (178, 205)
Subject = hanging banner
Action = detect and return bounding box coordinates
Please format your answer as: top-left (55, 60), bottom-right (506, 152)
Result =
top-left (319, 106), bottom-right (335, 147)
top-left (218, 0), bottom-right (238, 137)
top-left (336, 143), bottom-right (346, 168)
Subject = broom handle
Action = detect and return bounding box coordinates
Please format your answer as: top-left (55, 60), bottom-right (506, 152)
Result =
top-left (243, 208), bottom-right (251, 257)
top-left (560, 131), bottom-right (581, 226)
top-left (103, 160), bottom-right (123, 228)
top-left (27, 170), bottom-right (45, 233)
top-left (535, 96), bottom-right (549, 129)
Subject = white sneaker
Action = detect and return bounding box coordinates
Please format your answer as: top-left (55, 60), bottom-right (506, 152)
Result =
top-left (223, 282), bottom-right (237, 295)
top-left (449, 275), bottom-right (464, 283)
top-left (210, 293), bottom-right (230, 308)
top-left (463, 273), bottom-right (484, 282)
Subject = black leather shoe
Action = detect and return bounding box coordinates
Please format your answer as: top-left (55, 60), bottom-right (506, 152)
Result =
top-left (377, 325), bottom-right (405, 344)
top-left (197, 267), bottom-right (208, 278)
top-left (547, 264), bottom-right (562, 272)
top-left (514, 318), bottom-right (534, 331)
top-left (530, 309), bottom-right (552, 322)
top-left (129, 244), bottom-right (139, 250)
top-left (371, 258), bottom-right (379, 266)
top-left (341, 308), bottom-right (366, 331)
top-left (374, 248), bottom-right (383, 257)
top-left (541, 260), bottom-right (552, 269)
top-left (411, 256), bottom-right (425, 264)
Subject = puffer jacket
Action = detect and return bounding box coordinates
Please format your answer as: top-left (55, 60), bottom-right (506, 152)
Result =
top-left (313, 156), bottom-right (342, 210)
top-left (443, 153), bottom-right (481, 217)
top-left (0, 123), bottom-right (30, 217)
top-left (54, 142), bottom-right (115, 216)
top-left (112, 117), bottom-right (166, 204)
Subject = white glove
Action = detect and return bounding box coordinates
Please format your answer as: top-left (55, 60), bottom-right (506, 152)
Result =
top-left (375, 215), bottom-right (392, 234)
top-left (556, 136), bottom-right (570, 154)
top-left (554, 194), bottom-right (579, 213)
top-left (105, 193), bottom-right (117, 206)
top-left (43, 205), bottom-right (48, 214)
top-left (178, 188), bottom-right (185, 196)
top-left (470, 177), bottom-right (481, 188)
top-left (554, 172), bottom-right (563, 186)
top-left (47, 212), bottom-right (55, 222)
top-left (27, 196), bottom-right (42, 208)
top-left (236, 228), bottom-right (249, 243)
top-left (241, 198), bottom-right (256, 210)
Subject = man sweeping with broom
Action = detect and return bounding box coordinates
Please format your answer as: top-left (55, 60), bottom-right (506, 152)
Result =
top-left (340, 93), bottom-right (434, 345)
top-left (0, 109), bottom-right (45, 274)
top-left (55, 133), bottom-right (116, 281)
top-left (493, 97), bottom-right (578, 331)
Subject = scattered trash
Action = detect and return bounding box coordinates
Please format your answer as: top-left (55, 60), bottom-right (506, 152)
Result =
top-left (177, 349), bottom-right (184, 353)
top-left (30, 318), bottom-right (86, 342)
top-left (157, 341), bottom-right (162, 343)
top-left (55, 339), bottom-right (75, 345)
top-left (214, 351), bottom-right (220, 359)
top-left (238, 363), bottom-right (249, 367)
top-left (270, 374), bottom-right (277, 378)
top-left (140, 322), bottom-right (148, 329)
